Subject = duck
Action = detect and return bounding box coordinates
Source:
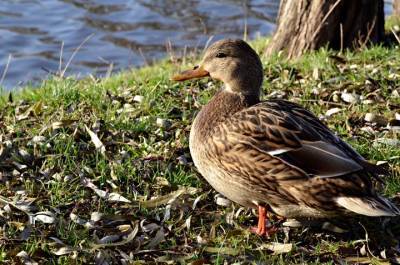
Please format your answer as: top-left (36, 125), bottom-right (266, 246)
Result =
top-left (172, 39), bottom-right (400, 236)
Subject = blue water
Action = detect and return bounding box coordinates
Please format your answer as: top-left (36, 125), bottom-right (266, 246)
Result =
top-left (0, 0), bottom-right (279, 90)
top-left (0, 0), bottom-right (394, 90)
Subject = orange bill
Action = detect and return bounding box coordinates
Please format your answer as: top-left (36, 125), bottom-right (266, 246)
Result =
top-left (172, 66), bottom-right (209, 81)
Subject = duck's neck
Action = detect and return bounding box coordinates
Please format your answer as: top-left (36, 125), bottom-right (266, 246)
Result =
top-left (192, 89), bottom-right (259, 140)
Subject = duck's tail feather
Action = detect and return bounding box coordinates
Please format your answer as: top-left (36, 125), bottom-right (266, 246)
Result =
top-left (336, 196), bottom-right (400, 217)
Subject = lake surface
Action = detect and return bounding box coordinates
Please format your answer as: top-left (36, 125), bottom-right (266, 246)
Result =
top-left (0, 0), bottom-right (279, 90)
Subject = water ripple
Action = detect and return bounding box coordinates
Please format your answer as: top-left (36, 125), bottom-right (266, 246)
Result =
top-left (0, 0), bottom-right (277, 90)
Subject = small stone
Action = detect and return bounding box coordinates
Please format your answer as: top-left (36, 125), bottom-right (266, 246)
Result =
top-left (123, 103), bottom-right (135, 112)
top-left (332, 94), bottom-right (340, 102)
top-left (312, 68), bottom-right (319, 80)
top-left (32, 136), bottom-right (46, 143)
top-left (64, 175), bottom-right (73, 182)
top-left (177, 155), bottom-right (188, 165)
top-left (341, 92), bottom-right (360, 104)
top-left (361, 99), bottom-right (374, 105)
top-left (52, 173), bottom-right (63, 181)
top-left (155, 177), bottom-right (170, 187)
top-left (311, 87), bottom-right (320, 95)
top-left (17, 149), bottom-right (33, 163)
top-left (197, 235), bottom-right (209, 245)
top-left (156, 118), bottom-right (172, 129)
top-left (133, 95), bottom-right (144, 103)
top-left (90, 212), bottom-right (103, 222)
top-left (215, 194), bottom-right (232, 207)
top-left (282, 219), bottom-right (304, 227)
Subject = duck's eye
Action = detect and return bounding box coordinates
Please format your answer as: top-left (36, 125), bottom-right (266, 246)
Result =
top-left (216, 52), bottom-right (227, 58)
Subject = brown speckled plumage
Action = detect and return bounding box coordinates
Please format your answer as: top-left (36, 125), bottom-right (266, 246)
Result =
top-left (173, 39), bottom-right (400, 219)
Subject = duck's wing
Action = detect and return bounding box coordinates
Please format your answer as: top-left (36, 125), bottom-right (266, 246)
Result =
top-left (215, 99), bottom-right (383, 180)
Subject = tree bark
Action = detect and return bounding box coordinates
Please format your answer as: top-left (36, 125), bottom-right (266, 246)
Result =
top-left (266, 0), bottom-right (384, 59)
top-left (394, 0), bottom-right (400, 16)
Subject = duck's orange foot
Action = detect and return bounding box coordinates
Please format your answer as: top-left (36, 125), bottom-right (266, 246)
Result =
top-left (250, 205), bottom-right (279, 237)
top-left (250, 225), bottom-right (278, 237)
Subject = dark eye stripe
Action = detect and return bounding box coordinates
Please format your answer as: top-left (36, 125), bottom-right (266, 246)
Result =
top-left (216, 52), bottom-right (227, 58)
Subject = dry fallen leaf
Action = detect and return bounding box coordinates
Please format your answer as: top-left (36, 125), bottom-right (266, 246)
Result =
top-left (81, 177), bottom-right (131, 203)
top-left (16, 101), bottom-right (43, 121)
top-left (30, 211), bottom-right (56, 224)
top-left (90, 222), bottom-right (139, 249)
top-left (140, 186), bottom-right (198, 208)
top-left (341, 92), bottom-right (360, 104)
top-left (16, 250), bottom-right (39, 265)
top-left (257, 242), bottom-right (293, 255)
top-left (52, 246), bottom-right (76, 256)
top-left (85, 125), bottom-right (106, 156)
top-left (204, 246), bottom-right (239, 256)
top-left (325, 107), bottom-right (343, 117)
top-left (146, 227), bottom-right (166, 248)
top-left (0, 195), bottom-right (36, 213)
top-left (51, 120), bottom-right (77, 130)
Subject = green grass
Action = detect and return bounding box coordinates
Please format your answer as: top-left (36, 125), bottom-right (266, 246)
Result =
top-left (1, 34), bottom-right (400, 264)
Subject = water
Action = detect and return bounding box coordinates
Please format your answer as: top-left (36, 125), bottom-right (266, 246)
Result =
top-left (0, 0), bottom-right (279, 90)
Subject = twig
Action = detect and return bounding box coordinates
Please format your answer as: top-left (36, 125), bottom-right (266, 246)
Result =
top-left (105, 62), bottom-right (114, 79)
top-left (391, 28), bottom-right (400, 45)
top-left (299, 99), bottom-right (347, 107)
top-left (339, 23), bottom-right (343, 54)
top-left (58, 41), bottom-right (64, 76)
top-left (60, 33), bottom-right (94, 78)
top-left (138, 47), bottom-right (149, 66)
top-left (361, 16), bottom-right (377, 48)
top-left (182, 45), bottom-right (187, 66)
top-left (203, 35), bottom-right (214, 53)
top-left (165, 39), bottom-right (175, 63)
top-left (359, 222), bottom-right (378, 259)
top-left (243, 2), bottom-right (248, 41)
top-left (0, 54), bottom-right (12, 88)
top-left (309, 0), bottom-right (342, 46)
top-left (243, 17), bottom-right (248, 41)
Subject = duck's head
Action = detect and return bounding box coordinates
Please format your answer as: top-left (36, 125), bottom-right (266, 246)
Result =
top-left (172, 39), bottom-right (263, 97)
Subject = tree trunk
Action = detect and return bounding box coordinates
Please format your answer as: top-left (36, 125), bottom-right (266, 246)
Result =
top-left (394, 0), bottom-right (400, 16)
top-left (266, 0), bottom-right (384, 59)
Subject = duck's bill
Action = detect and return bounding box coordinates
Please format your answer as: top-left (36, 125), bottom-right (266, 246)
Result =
top-left (172, 66), bottom-right (209, 81)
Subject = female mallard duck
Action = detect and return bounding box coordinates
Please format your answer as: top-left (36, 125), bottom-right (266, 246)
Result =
top-left (172, 39), bottom-right (400, 236)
